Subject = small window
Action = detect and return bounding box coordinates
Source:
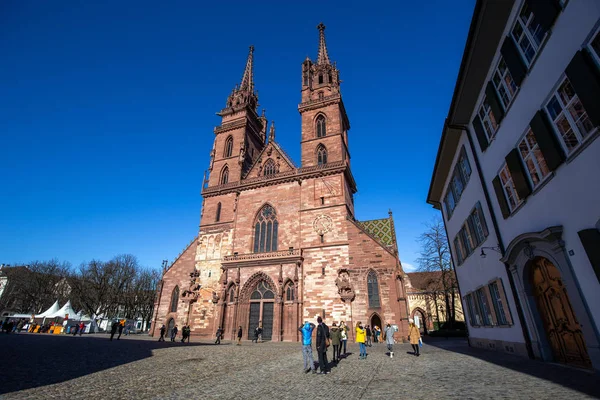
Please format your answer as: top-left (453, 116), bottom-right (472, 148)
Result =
top-left (263, 159), bottom-right (276, 176)
top-left (475, 288), bottom-right (492, 326)
top-left (228, 286), bottom-right (235, 303)
top-left (511, 3), bottom-right (547, 66)
top-left (316, 115), bottom-right (326, 137)
top-left (478, 96), bottom-right (499, 140)
top-left (317, 145), bottom-right (327, 165)
top-left (216, 202), bottom-right (222, 222)
top-left (224, 136), bottom-right (233, 158)
top-left (285, 283), bottom-right (295, 301)
top-left (499, 164), bottom-right (522, 212)
top-left (489, 281), bottom-right (508, 325)
top-left (221, 166), bottom-right (229, 185)
top-left (492, 57), bottom-right (518, 110)
top-left (588, 26), bottom-right (600, 67)
top-left (545, 77), bottom-right (596, 155)
top-left (318, 74), bottom-right (323, 84)
top-left (518, 128), bottom-right (550, 188)
top-left (208, 270), bottom-right (211, 278)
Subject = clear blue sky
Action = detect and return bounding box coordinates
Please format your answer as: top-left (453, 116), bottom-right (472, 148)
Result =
top-left (0, 1), bottom-right (475, 272)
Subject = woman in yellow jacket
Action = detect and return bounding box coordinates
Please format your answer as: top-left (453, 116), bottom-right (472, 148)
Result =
top-left (355, 321), bottom-right (367, 359)
top-left (408, 318), bottom-right (421, 356)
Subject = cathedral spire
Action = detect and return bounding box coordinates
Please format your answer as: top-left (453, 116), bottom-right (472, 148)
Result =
top-left (316, 23), bottom-right (331, 65)
top-left (240, 45), bottom-right (254, 92)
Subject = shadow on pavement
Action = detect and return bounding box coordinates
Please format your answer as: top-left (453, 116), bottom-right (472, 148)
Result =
top-left (424, 336), bottom-right (600, 398)
top-left (0, 333), bottom-right (210, 395)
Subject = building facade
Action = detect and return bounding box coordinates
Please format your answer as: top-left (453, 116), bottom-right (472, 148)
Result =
top-left (151, 24), bottom-right (410, 342)
top-left (428, 0), bottom-right (600, 371)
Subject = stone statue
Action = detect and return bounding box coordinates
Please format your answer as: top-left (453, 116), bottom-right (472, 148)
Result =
top-left (335, 269), bottom-right (355, 302)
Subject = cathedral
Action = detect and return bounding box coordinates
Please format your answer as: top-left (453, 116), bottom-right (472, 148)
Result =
top-left (151, 24), bottom-right (410, 342)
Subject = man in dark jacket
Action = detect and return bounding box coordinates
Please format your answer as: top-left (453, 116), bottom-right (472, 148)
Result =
top-left (159, 324), bottom-right (166, 341)
top-left (237, 326), bottom-right (243, 345)
top-left (110, 321), bottom-right (118, 341)
top-left (315, 316), bottom-right (330, 374)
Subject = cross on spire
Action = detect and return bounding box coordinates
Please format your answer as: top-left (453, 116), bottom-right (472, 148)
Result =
top-left (240, 45), bottom-right (254, 92)
top-left (316, 23), bottom-right (331, 65)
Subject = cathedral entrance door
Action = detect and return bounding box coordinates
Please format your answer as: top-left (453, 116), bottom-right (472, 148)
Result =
top-left (247, 280), bottom-right (275, 341)
top-left (370, 314), bottom-right (382, 338)
top-left (530, 257), bottom-right (591, 368)
top-left (167, 318), bottom-right (175, 337)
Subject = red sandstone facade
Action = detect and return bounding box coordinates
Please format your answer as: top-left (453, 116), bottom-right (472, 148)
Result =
top-left (151, 24), bottom-right (410, 342)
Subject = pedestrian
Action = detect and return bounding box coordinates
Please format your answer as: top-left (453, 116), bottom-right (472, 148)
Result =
top-left (125, 324), bottom-right (131, 336)
top-left (315, 316), bottom-right (330, 374)
top-left (171, 324), bottom-right (178, 342)
top-left (72, 324), bottom-right (79, 336)
top-left (253, 326), bottom-right (259, 343)
top-left (384, 322), bottom-right (395, 358)
top-left (215, 327), bottom-right (223, 344)
top-left (298, 321), bottom-right (317, 374)
top-left (16, 319), bottom-right (24, 333)
top-left (159, 324), bottom-right (166, 342)
top-left (79, 322), bottom-right (85, 335)
top-left (257, 322), bottom-right (263, 343)
top-left (408, 318), bottom-right (421, 356)
top-left (340, 321), bottom-right (348, 356)
top-left (374, 325), bottom-right (381, 343)
top-left (330, 322), bottom-right (342, 363)
top-left (356, 321), bottom-right (367, 359)
top-left (117, 322), bottom-right (124, 340)
top-left (237, 326), bottom-right (243, 345)
top-left (366, 325), bottom-right (372, 347)
top-left (186, 326), bottom-right (191, 342)
top-left (181, 326), bottom-right (187, 343)
top-left (110, 321), bottom-right (118, 341)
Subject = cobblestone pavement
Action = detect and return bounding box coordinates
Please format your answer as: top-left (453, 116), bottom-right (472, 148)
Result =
top-left (1, 333), bottom-right (599, 399)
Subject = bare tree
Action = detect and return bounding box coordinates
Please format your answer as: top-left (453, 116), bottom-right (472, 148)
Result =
top-left (416, 216), bottom-right (458, 328)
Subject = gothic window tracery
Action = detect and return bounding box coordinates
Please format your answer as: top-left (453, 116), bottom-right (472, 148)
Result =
top-left (316, 115), bottom-right (326, 137)
top-left (263, 159), bottom-right (276, 176)
top-left (224, 136), bottom-right (233, 158)
top-left (316, 144), bottom-right (328, 165)
top-left (228, 285), bottom-right (235, 303)
top-left (367, 271), bottom-right (381, 308)
top-left (170, 286), bottom-right (179, 313)
top-left (216, 202), bottom-right (221, 222)
top-left (253, 204), bottom-right (278, 253)
top-left (285, 282), bottom-right (295, 302)
top-left (221, 166), bottom-right (229, 185)
top-left (251, 280), bottom-right (275, 299)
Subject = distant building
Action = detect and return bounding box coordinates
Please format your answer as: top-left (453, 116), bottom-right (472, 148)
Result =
top-left (428, 0), bottom-right (600, 371)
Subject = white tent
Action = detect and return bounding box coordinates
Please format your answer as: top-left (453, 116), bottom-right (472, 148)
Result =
top-left (47, 300), bottom-right (78, 319)
top-left (36, 300), bottom-right (60, 318)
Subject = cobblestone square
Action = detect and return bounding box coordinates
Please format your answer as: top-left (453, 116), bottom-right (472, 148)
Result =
top-left (1, 334), bottom-right (599, 399)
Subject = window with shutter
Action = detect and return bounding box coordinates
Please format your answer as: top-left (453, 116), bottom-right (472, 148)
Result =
top-left (488, 281), bottom-right (508, 325)
top-left (578, 229), bottom-right (600, 284)
top-left (475, 288), bottom-right (492, 326)
top-left (499, 164), bottom-right (522, 212)
top-left (465, 294), bottom-right (479, 327)
top-left (589, 27), bottom-right (600, 67)
top-left (529, 111), bottom-right (565, 172)
top-left (492, 57), bottom-right (519, 110)
top-left (492, 176), bottom-right (511, 219)
top-left (518, 128), bottom-right (550, 188)
top-left (500, 36), bottom-right (527, 86)
top-left (477, 95), bottom-right (499, 141)
top-left (511, 2), bottom-right (547, 66)
top-left (506, 148), bottom-right (532, 200)
top-left (454, 237), bottom-right (464, 265)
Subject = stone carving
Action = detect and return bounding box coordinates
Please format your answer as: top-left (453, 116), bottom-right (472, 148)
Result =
top-left (182, 270), bottom-right (202, 301)
top-left (335, 269), bottom-right (355, 302)
top-left (211, 291), bottom-right (220, 304)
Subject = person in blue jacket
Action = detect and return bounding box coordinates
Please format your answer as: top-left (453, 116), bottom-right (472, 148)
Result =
top-left (298, 321), bottom-right (317, 374)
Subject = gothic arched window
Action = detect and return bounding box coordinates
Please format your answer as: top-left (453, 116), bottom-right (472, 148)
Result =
top-left (285, 282), bottom-right (295, 302)
top-left (367, 271), bottom-right (380, 308)
top-left (228, 285), bottom-right (235, 303)
top-left (216, 202), bottom-right (221, 222)
top-left (316, 115), bottom-right (326, 138)
top-left (221, 166), bottom-right (229, 185)
top-left (263, 159), bottom-right (276, 176)
top-left (318, 74), bottom-right (323, 84)
top-left (251, 280), bottom-right (275, 299)
top-left (170, 286), bottom-right (179, 313)
top-left (253, 204), bottom-right (278, 253)
top-left (317, 145), bottom-right (328, 165)
top-left (328, 72), bottom-right (333, 83)
top-left (224, 136), bottom-right (233, 158)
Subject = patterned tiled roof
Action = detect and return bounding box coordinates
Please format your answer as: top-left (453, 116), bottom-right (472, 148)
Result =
top-left (356, 218), bottom-right (394, 246)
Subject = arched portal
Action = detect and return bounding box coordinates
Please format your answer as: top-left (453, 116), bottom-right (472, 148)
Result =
top-left (370, 313), bottom-right (382, 339)
top-left (529, 256), bottom-right (591, 368)
top-left (411, 307), bottom-right (429, 335)
top-left (167, 318), bottom-right (175, 337)
top-left (248, 280), bottom-right (275, 341)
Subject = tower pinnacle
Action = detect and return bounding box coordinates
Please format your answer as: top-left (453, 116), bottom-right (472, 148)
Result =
top-left (316, 23), bottom-right (331, 65)
top-left (222, 45), bottom-right (258, 113)
top-left (240, 45), bottom-right (255, 92)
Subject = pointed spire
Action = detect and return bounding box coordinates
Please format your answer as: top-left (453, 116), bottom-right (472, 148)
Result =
top-left (269, 121), bottom-right (275, 142)
top-left (316, 23), bottom-right (331, 65)
top-left (240, 45), bottom-right (254, 92)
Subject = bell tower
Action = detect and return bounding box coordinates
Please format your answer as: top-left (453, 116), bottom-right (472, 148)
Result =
top-left (207, 46), bottom-right (266, 188)
top-left (298, 23), bottom-right (350, 168)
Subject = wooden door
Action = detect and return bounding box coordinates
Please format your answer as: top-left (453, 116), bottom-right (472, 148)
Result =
top-left (531, 257), bottom-right (591, 368)
top-left (248, 303), bottom-right (260, 340)
top-left (261, 302), bottom-right (274, 341)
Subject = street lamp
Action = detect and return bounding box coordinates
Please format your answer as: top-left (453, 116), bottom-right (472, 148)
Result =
top-left (480, 246), bottom-right (502, 259)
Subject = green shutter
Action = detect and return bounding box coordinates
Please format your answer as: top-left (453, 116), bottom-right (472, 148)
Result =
top-left (505, 148), bottom-right (532, 199)
top-left (526, 0), bottom-right (560, 32)
top-left (473, 116), bottom-right (489, 152)
top-left (485, 81), bottom-right (505, 123)
top-left (501, 37), bottom-right (527, 86)
top-left (492, 176), bottom-right (510, 219)
top-left (475, 202), bottom-right (489, 238)
top-left (530, 110), bottom-right (564, 171)
top-left (565, 51), bottom-right (600, 127)
top-left (578, 229), bottom-right (600, 284)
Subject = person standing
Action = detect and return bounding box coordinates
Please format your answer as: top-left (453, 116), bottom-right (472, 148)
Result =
top-left (330, 323), bottom-right (342, 363)
top-left (181, 326), bottom-right (187, 343)
top-left (384, 322), bottom-right (395, 358)
top-left (79, 322), bottom-right (85, 335)
top-left (110, 321), bottom-right (118, 341)
top-left (171, 324), bottom-right (178, 342)
top-left (257, 323), bottom-right (263, 343)
top-left (408, 318), bottom-right (421, 356)
top-left (355, 321), bottom-right (367, 359)
top-left (237, 326), bottom-right (243, 345)
top-left (340, 321), bottom-right (348, 356)
top-left (315, 316), bottom-right (330, 374)
top-left (72, 324), bottom-right (79, 336)
top-left (252, 326), bottom-right (259, 343)
top-left (215, 327), bottom-right (223, 344)
top-left (366, 325), bottom-right (372, 347)
top-left (159, 324), bottom-right (166, 342)
top-left (117, 322), bottom-right (124, 340)
top-left (298, 321), bottom-right (316, 374)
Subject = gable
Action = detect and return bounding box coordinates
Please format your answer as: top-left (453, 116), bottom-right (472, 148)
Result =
top-left (243, 141), bottom-right (296, 179)
top-left (355, 218), bottom-right (395, 247)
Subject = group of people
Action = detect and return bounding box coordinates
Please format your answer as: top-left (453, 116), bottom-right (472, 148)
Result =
top-left (299, 317), bottom-right (352, 374)
top-left (157, 324), bottom-right (191, 343)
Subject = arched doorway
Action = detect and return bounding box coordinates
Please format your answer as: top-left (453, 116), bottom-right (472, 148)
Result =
top-left (412, 308), bottom-right (428, 335)
top-left (248, 280), bottom-right (275, 341)
top-left (530, 256), bottom-right (591, 368)
top-left (167, 318), bottom-right (175, 337)
top-left (370, 313), bottom-right (382, 342)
